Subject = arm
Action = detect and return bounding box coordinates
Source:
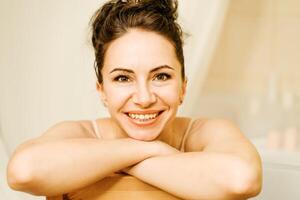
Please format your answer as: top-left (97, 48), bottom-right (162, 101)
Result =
top-left (7, 121), bottom-right (159, 197)
top-left (123, 119), bottom-right (262, 200)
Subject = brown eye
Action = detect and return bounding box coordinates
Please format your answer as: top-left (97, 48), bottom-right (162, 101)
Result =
top-left (154, 73), bottom-right (171, 81)
top-left (114, 75), bottom-right (130, 82)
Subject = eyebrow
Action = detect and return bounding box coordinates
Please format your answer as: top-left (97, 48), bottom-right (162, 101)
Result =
top-left (109, 65), bottom-right (175, 74)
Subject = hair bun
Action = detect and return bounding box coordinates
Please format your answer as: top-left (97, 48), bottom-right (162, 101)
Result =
top-left (118, 0), bottom-right (178, 21)
top-left (145, 0), bottom-right (178, 21)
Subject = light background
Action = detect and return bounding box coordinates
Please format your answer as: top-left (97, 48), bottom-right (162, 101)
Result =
top-left (1, 0), bottom-right (299, 199)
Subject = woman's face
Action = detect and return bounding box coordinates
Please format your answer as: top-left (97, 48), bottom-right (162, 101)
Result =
top-left (97, 29), bottom-right (186, 141)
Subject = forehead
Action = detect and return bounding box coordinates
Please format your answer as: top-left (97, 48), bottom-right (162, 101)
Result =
top-left (102, 29), bottom-right (180, 72)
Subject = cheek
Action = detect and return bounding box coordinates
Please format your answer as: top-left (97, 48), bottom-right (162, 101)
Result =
top-left (105, 85), bottom-right (133, 108)
top-left (154, 84), bottom-right (181, 104)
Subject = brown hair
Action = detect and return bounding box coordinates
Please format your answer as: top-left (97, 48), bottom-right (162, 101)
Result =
top-left (90, 0), bottom-right (185, 84)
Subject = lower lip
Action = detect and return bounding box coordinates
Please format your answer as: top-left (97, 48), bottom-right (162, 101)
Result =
top-left (125, 112), bottom-right (163, 127)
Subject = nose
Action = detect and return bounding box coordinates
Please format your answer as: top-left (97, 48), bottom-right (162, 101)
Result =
top-left (132, 82), bottom-right (156, 108)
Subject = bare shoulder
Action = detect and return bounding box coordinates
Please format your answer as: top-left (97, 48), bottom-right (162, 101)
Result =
top-left (35, 119), bottom-right (97, 142)
top-left (185, 118), bottom-right (252, 153)
top-left (14, 120), bottom-right (97, 153)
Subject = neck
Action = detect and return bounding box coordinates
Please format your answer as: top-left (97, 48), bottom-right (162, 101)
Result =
top-left (156, 118), bottom-right (177, 147)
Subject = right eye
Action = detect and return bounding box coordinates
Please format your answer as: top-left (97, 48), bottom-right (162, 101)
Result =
top-left (113, 75), bottom-right (130, 82)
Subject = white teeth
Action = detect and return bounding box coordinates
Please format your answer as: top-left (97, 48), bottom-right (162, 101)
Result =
top-left (128, 113), bottom-right (159, 120)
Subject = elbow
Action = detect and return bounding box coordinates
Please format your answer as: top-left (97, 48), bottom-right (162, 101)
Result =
top-left (229, 160), bottom-right (262, 198)
top-left (7, 152), bottom-right (34, 192)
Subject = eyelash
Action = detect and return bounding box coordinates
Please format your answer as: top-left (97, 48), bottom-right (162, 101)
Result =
top-left (113, 73), bottom-right (171, 83)
top-left (153, 73), bottom-right (171, 81)
top-left (113, 75), bottom-right (130, 82)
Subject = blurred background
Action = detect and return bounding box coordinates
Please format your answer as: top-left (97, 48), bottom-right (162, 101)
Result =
top-left (0, 0), bottom-right (299, 199)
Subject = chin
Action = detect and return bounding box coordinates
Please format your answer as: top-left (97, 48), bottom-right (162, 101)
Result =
top-left (126, 130), bottom-right (161, 141)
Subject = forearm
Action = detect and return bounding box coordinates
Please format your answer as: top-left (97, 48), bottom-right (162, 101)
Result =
top-left (125, 152), bottom-right (260, 200)
top-left (7, 138), bottom-right (156, 196)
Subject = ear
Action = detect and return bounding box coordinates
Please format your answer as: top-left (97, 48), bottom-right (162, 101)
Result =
top-left (179, 77), bottom-right (187, 104)
top-left (96, 82), bottom-right (108, 107)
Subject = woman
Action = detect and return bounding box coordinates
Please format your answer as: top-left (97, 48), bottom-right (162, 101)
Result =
top-left (7, 0), bottom-right (262, 199)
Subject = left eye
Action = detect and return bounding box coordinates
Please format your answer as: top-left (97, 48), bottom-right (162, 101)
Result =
top-left (154, 73), bottom-right (171, 81)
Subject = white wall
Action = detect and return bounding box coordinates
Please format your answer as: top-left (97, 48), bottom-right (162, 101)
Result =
top-left (178, 0), bottom-right (230, 116)
top-left (0, 0), bottom-right (109, 155)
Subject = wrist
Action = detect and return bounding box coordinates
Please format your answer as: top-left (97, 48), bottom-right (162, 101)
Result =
top-left (144, 140), bottom-right (162, 158)
top-left (149, 140), bottom-right (180, 157)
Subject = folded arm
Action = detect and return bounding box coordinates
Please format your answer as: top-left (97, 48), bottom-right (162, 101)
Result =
top-left (123, 119), bottom-right (263, 200)
top-left (7, 121), bottom-right (160, 197)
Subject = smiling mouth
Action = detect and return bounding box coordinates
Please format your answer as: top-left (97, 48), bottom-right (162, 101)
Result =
top-left (125, 111), bottom-right (164, 122)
